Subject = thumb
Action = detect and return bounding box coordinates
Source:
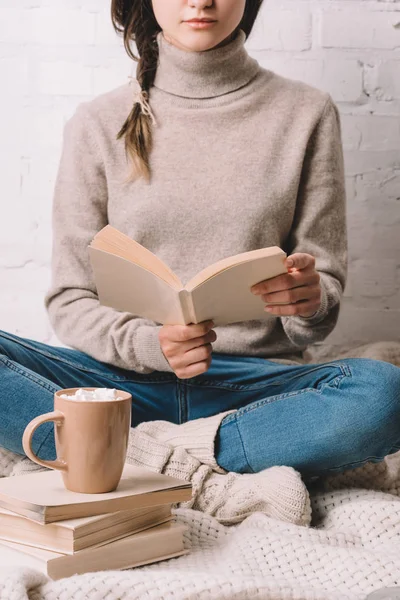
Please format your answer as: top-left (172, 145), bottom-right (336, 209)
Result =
top-left (285, 253), bottom-right (314, 270)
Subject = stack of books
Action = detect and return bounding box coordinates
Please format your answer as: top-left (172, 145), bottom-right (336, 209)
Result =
top-left (0, 463), bottom-right (191, 580)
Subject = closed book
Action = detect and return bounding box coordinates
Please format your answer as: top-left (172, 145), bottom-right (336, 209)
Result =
top-left (0, 521), bottom-right (187, 580)
top-left (0, 503), bottom-right (172, 554)
top-left (0, 463), bottom-right (191, 524)
top-left (89, 225), bottom-right (288, 326)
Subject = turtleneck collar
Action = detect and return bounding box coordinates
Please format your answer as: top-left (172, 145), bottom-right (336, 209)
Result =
top-left (153, 29), bottom-right (260, 99)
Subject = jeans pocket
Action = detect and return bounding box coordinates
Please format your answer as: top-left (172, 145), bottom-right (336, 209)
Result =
top-left (273, 360), bottom-right (351, 394)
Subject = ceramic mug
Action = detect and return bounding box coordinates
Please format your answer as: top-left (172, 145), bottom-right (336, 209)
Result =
top-left (22, 388), bottom-right (132, 493)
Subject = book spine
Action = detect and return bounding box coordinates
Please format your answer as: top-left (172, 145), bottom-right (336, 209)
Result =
top-left (178, 290), bottom-right (196, 324)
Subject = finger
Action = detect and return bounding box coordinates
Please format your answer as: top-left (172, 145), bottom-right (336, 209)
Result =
top-left (253, 269), bottom-right (320, 296)
top-left (182, 329), bottom-right (217, 352)
top-left (265, 298), bottom-right (321, 317)
top-left (175, 359), bottom-right (211, 380)
top-left (285, 253), bottom-right (315, 271)
top-left (174, 344), bottom-right (213, 375)
top-left (263, 284), bottom-right (320, 306)
top-left (185, 343), bottom-right (213, 367)
top-left (167, 320), bottom-right (214, 342)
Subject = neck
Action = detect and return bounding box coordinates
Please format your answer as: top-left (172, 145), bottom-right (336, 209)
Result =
top-left (153, 29), bottom-right (260, 99)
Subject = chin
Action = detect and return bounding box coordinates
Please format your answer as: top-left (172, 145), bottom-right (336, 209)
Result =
top-left (181, 33), bottom-right (225, 52)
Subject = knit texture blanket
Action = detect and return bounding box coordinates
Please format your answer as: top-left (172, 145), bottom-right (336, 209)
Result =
top-left (0, 341), bottom-right (399, 600)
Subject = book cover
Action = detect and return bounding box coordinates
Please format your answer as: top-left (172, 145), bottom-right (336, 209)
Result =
top-left (0, 463), bottom-right (191, 524)
top-left (0, 504), bottom-right (172, 554)
top-left (0, 521), bottom-right (187, 580)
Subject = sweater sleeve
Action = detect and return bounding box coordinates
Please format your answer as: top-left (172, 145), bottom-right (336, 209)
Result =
top-left (281, 95), bottom-right (348, 346)
top-left (44, 104), bottom-right (173, 374)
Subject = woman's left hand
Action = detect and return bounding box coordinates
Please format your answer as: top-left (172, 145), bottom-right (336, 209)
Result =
top-left (250, 253), bottom-right (322, 318)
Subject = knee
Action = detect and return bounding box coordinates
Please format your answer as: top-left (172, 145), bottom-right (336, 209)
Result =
top-left (347, 357), bottom-right (400, 399)
top-left (342, 357), bottom-right (400, 437)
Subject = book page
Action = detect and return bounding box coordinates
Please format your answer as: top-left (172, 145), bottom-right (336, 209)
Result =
top-left (185, 246), bottom-right (285, 290)
top-left (90, 225), bottom-right (183, 288)
top-left (188, 250), bottom-right (288, 325)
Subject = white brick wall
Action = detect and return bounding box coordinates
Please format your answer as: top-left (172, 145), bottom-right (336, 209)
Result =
top-left (0, 0), bottom-right (399, 354)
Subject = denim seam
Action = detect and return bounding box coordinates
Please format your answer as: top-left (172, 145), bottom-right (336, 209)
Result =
top-left (0, 331), bottom-right (173, 383)
top-left (0, 355), bottom-right (61, 394)
top-left (177, 379), bottom-right (188, 425)
top-left (36, 425), bottom-right (56, 456)
top-left (184, 361), bottom-right (350, 392)
top-left (231, 414), bottom-right (255, 474)
top-left (227, 367), bottom-right (350, 420)
top-left (228, 389), bottom-right (314, 421)
top-left (185, 380), bottom-right (286, 392)
top-left (317, 454), bottom-right (397, 474)
top-left (225, 378), bottom-right (345, 421)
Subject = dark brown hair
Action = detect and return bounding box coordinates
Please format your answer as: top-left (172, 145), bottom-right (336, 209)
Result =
top-left (111, 0), bottom-right (264, 183)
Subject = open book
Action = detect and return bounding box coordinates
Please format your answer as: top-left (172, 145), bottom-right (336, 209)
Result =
top-left (89, 225), bottom-right (288, 326)
top-left (0, 463), bottom-right (191, 524)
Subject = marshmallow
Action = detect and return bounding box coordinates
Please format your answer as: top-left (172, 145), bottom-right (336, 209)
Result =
top-left (60, 388), bottom-right (122, 401)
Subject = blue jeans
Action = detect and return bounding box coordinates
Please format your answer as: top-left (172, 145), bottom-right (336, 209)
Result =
top-left (1, 329), bottom-right (400, 479)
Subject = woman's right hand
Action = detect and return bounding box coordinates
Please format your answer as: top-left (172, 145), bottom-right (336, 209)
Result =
top-left (158, 320), bottom-right (217, 379)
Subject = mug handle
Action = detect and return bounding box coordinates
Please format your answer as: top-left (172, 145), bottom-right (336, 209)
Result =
top-left (22, 410), bottom-right (67, 471)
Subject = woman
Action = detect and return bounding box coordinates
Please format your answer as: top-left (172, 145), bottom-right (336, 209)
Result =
top-left (1, 0), bottom-right (399, 483)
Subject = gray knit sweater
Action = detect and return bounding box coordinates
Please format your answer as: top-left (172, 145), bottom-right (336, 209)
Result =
top-left (44, 29), bottom-right (347, 374)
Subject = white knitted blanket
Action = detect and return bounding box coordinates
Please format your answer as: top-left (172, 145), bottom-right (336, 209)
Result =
top-left (1, 454), bottom-right (400, 600)
top-left (0, 341), bottom-right (399, 600)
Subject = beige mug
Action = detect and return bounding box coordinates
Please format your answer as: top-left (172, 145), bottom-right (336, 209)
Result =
top-left (22, 388), bottom-right (132, 494)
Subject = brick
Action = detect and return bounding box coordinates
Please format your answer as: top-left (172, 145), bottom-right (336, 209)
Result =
top-left (0, 155), bottom-right (22, 206)
top-left (345, 176), bottom-right (356, 201)
top-left (27, 8), bottom-right (96, 46)
top-left (0, 112), bottom-right (24, 154)
top-left (95, 8), bottom-right (124, 46)
top-left (344, 149), bottom-right (400, 176)
top-left (38, 61), bottom-right (93, 96)
top-left (0, 264), bottom-right (50, 294)
top-left (351, 259), bottom-right (398, 297)
top-left (321, 10), bottom-right (400, 49)
top-left (0, 242), bottom-right (34, 269)
top-left (259, 58), bottom-right (362, 102)
top-left (364, 60), bottom-right (400, 101)
top-left (341, 115), bottom-right (400, 153)
top-left (0, 298), bottom-right (52, 341)
top-left (321, 60), bottom-right (363, 102)
top-left (92, 58), bottom-right (132, 96)
top-left (353, 116), bottom-right (400, 151)
top-left (327, 306), bottom-right (400, 345)
top-left (33, 235), bottom-right (52, 266)
top-left (22, 108), bottom-right (65, 150)
top-left (247, 10), bottom-right (312, 51)
top-left (0, 9), bottom-right (27, 43)
top-left (0, 58), bottom-right (29, 99)
top-left (356, 169), bottom-right (400, 203)
top-left (347, 216), bottom-right (399, 258)
top-left (341, 115), bottom-right (362, 151)
top-left (258, 58), bottom-right (323, 90)
top-left (19, 156), bottom-right (61, 232)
